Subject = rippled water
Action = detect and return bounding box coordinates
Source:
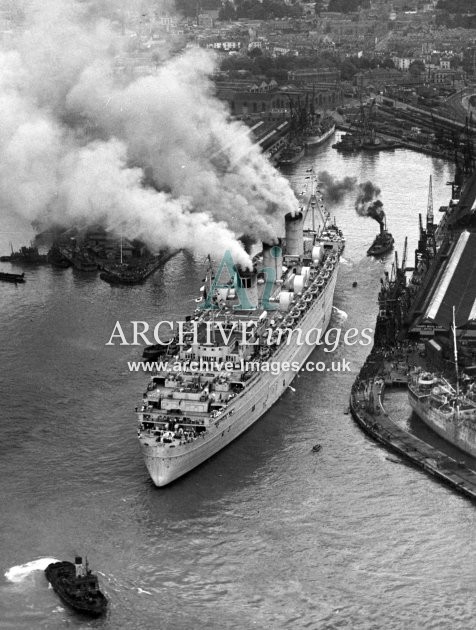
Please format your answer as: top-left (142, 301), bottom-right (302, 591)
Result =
top-left (1, 140), bottom-right (475, 629)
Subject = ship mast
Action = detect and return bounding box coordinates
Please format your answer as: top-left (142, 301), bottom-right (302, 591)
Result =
top-left (452, 306), bottom-right (460, 397)
top-left (303, 168), bottom-right (317, 231)
top-left (310, 169), bottom-right (316, 232)
top-left (452, 306), bottom-right (460, 420)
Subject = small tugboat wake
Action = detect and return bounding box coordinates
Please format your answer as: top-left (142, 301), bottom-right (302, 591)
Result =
top-left (44, 556), bottom-right (107, 617)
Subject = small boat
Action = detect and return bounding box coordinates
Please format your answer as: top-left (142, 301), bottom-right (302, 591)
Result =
top-left (312, 444), bottom-right (322, 453)
top-left (386, 456), bottom-right (404, 465)
top-left (0, 271), bottom-right (25, 283)
top-left (45, 557), bottom-right (107, 617)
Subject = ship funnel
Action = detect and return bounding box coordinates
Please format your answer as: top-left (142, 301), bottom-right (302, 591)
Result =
top-left (75, 556), bottom-right (84, 578)
top-left (262, 240), bottom-right (283, 283)
top-left (284, 211), bottom-right (304, 257)
top-left (235, 265), bottom-right (258, 310)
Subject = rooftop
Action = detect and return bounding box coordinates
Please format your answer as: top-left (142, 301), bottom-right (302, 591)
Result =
top-left (423, 230), bottom-right (476, 327)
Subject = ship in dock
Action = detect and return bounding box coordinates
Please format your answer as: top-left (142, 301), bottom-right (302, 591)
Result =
top-left (408, 309), bottom-right (476, 457)
top-left (100, 252), bottom-right (170, 285)
top-left (278, 141), bottom-right (305, 165)
top-left (301, 115), bottom-right (335, 147)
top-left (0, 244), bottom-right (47, 264)
top-left (408, 369), bottom-right (476, 457)
top-left (136, 172), bottom-right (344, 486)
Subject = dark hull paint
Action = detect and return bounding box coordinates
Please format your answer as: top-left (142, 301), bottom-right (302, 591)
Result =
top-left (45, 561), bottom-right (107, 617)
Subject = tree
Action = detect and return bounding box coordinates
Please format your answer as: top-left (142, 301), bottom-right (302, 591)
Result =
top-left (248, 47), bottom-right (263, 58)
top-left (381, 57), bottom-right (396, 69)
top-left (315, 1), bottom-right (325, 16)
top-left (340, 59), bottom-right (358, 80)
top-left (328, 0), bottom-right (370, 12)
top-left (409, 60), bottom-right (425, 77)
top-left (218, 1), bottom-right (236, 21)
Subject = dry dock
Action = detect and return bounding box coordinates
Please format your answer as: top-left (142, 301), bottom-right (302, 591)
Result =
top-left (350, 378), bottom-right (476, 503)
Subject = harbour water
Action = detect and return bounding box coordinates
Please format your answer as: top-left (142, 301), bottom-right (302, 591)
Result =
top-left (1, 138), bottom-right (475, 629)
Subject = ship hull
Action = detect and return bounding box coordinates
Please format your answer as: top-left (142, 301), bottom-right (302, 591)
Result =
top-left (303, 124), bottom-right (335, 146)
top-left (367, 244), bottom-right (394, 256)
top-left (140, 269), bottom-right (339, 486)
top-left (45, 562), bottom-right (107, 617)
top-left (279, 148), bottom-right (305, 165)
top-left (408, 387), bottom-right (476, 457)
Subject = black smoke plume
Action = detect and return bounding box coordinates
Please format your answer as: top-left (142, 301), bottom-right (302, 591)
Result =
top-left (367, 199), bottom-right (385, 225)
top-left (355, 181), bottom-right (384, 224)
top-left (317, 171), bottom-right (357, 204)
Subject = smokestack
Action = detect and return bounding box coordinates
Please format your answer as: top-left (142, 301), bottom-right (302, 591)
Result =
top-left (235, 265), bottom-right (258, 310)
top-left (262, 240), bottom-right (283, 283)
top-left (75, 556), bottom-right (84, 578)
top-left (285, 212), bottom-right (304, 257)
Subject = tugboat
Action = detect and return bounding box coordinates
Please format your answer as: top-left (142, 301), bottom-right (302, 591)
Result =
top-left (367, 218), bottom-right (394, 256)
top-left (45, 556), bottom-right (107, 617)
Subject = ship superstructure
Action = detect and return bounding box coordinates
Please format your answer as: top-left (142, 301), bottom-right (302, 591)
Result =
top-left (408, 309), bottom-right (476, 456)
top-left (408, 369), bottom-right (476, 456)
top-left (136, 174), bottom-right (344, 486)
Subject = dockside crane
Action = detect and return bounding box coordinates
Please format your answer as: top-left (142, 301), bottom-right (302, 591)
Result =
top-left (426, 175), bottom-right (436, 257)
top-left (402, 236), bottom-right (408, 271)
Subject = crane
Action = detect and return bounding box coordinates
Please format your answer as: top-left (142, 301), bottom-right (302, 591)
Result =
top-left (426, 175), bottom-right (436, 257)
top-left (402, 236), bottom-right (408, 271)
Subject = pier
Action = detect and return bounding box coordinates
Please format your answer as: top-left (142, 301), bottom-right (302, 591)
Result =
top-left (350, 377), bottom-right (476, 503)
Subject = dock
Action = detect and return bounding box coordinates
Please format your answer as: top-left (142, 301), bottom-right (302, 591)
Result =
top-left (350, 378), bottom-right (476, 503)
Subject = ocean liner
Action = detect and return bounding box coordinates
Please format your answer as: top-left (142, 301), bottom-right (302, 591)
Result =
top-left (136, 174), bottom-right (344, 486)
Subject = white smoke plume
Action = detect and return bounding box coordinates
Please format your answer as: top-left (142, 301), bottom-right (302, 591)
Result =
top-left (0, 0), bottom-right (298, 266)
